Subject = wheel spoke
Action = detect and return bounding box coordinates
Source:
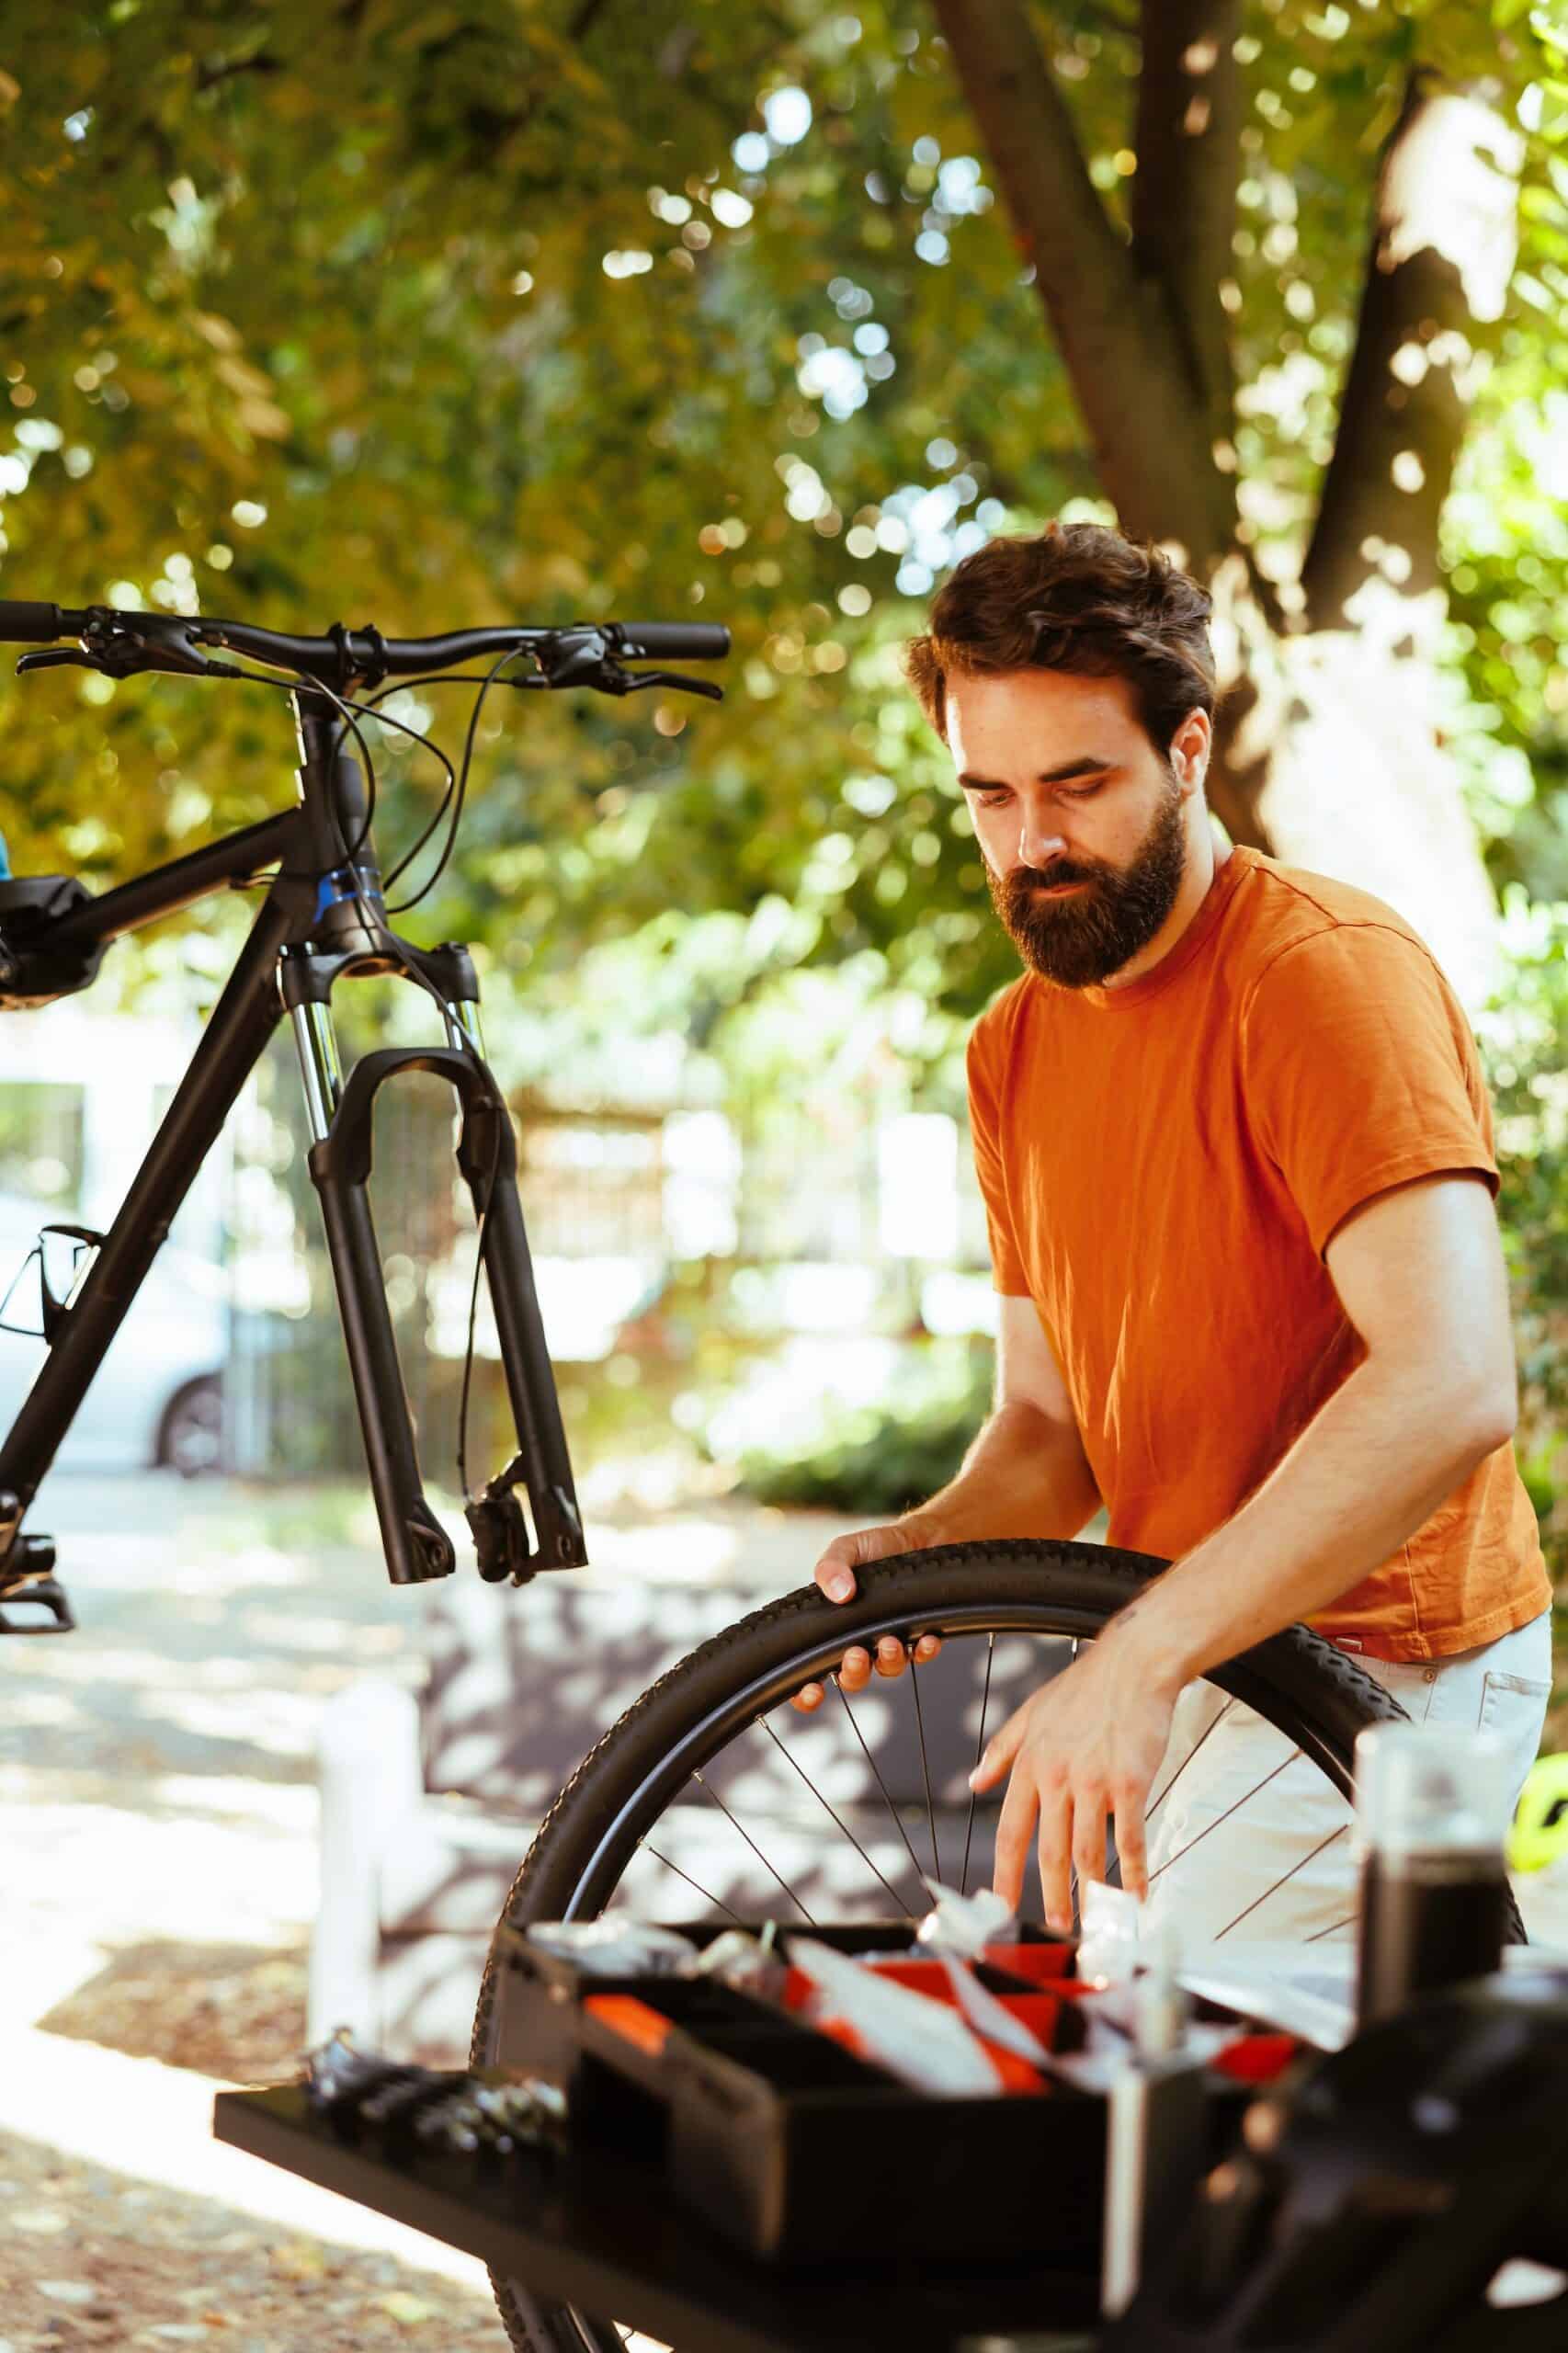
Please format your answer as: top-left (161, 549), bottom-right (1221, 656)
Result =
top-left (754, 1715), bottom-right (917, 1915)
top-left (1303, 1911), bottom-right (1358, 1944)
top-left (960, 1634), bottom-right (996, 1900)
top-left (691, 1768), bottom-right (818, 1926)
top-left (908, 1650), bottom-right (941, 1884)
top-left (1211, 1821), bottom-right (1349, 1941)
top-left (1145, 1748), bottom-right (1301, 1887)
top-left (1147, 1696), bottom-right (1237, 1824)
top-left (834, 1676), bottom-right (927, 1891)
top-left (1107, 1694), bottom-right (1237, 1889)
top-left (636, 1841), bottom-right (747, 1926)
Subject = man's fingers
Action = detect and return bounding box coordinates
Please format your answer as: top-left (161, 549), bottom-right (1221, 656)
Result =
top-left (969, 1695), bottom-right (1030, 1794)
top-left (813, 1552), bottom-right (858, 1604)
top-left (1037, 1790), bottom-right (1074, 1934)
top-left (1113, 1780), bottom-right (1150, 1903)
top-left (838, 1645), bottom-right (873, 1694)
top-left (990, 1763), bottom-right (1040, 1914)
top-left (914, 1634), bottom-right (941, 1664)
top-left (874, 1636), bottom-right (907, 1677)
top-left (792, 1681), bottom-right (825, 1714)
top-left (1072, 1785), bottom-right (1109, 1897)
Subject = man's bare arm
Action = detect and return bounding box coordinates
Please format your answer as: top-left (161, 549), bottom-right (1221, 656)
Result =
top-left (1097, 1171), bottom-right (1517, 1688)
top-left (791, 1298), bottom-right (1100, 1711)
top-left (860, 1292), bottom-right (1100, 1554)
top-left (971, 1174), bottom-right (1522, 1919)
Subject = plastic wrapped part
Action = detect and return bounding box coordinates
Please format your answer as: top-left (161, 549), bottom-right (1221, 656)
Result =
top-left (787, 1935), bottom-right (1008, 2096)
top-left (1133, 1914), bottom-right (1188, 2058)
top-left (915, 1875), bottom-right (1016, 1961)
top-left (520, 1919), bottom-right (697, 1978)
top-left (681, 1926), bottom-right (790, 2003)
top-left (1077, 1881), bottom-right (1142, 1988)
top-left (938, 1953), bottom-right (1055, 2067)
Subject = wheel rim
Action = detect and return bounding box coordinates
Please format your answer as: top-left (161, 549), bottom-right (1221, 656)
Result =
top-left (534, 1600), bottom-right (1358, 1927)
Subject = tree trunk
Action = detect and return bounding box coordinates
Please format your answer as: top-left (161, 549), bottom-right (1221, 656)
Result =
top-left (931, 5), bottom-right (1523, 1017)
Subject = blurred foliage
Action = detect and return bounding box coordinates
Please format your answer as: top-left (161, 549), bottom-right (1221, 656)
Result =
top-left (734, 1332), bottom-right (993, 1512)
top-left (1480, 895), bottom-right (1568, 1589)
top-left (0, 0), bottom-right (1562, 1072)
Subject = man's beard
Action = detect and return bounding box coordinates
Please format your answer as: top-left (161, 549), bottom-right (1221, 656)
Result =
top-left (986, 772), bottom-right (1189, 990)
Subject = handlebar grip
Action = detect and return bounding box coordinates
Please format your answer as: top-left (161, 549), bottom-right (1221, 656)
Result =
top-left (611, 622), bottom-right (731, 661)
top-left (0, 600), bottom-right (66, 643)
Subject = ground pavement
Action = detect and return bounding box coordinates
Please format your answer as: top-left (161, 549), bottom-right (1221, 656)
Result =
top-left (1, 1464), bottom-right (838, 2351)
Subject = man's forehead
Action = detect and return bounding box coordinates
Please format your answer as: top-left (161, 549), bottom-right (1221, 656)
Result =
top-left (946, 667), bottom-right (1138, 761)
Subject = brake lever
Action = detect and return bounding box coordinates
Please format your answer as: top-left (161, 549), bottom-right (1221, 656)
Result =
top-left (15, 649), bottom-right (100, 675)
top-left (615, 666), bottom-right (724, 702)
top-left (17, 617), bottom-right (234, 682)
top-left (82, 610), bottom-right (227, 679)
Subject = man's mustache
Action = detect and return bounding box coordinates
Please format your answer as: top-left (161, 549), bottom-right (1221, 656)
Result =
top-left (1005, 867), bottom-right (1098, 900)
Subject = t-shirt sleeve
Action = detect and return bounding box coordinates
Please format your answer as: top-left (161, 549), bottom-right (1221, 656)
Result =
top-left (966, 1014), bottom-right (1029, 1294)
top-left (1240, 924), bottom-right (1500, 1262)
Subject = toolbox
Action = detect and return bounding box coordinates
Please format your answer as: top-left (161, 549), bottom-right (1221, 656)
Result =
top-left (497, 1916), bottom-right (1302, 2267)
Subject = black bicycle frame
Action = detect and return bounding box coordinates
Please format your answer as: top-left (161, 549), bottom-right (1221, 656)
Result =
top-left (0, 688), bottom-right (585, 1597)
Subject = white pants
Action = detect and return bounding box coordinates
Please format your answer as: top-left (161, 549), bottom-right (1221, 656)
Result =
top-left (1142, 1612), bottom-right (1551, 1947)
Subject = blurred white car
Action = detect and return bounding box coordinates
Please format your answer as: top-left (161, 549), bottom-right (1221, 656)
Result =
top-left (0, 1190), bottom-right (228, 1475)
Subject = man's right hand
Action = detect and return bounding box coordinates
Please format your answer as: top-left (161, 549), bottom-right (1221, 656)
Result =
top-left (792, 1518), bottom-right (944, 1713)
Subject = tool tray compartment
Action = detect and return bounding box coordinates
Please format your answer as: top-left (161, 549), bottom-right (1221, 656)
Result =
top-left (499, 1921), bottom-right (1297, 2266)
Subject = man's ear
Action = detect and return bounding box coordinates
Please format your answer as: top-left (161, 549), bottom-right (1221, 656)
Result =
top-left (1171, 706), bottom-right (1211, 786)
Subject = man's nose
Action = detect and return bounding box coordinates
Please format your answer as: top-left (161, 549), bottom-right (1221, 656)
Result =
top-left (1017, 804), bottom-right (1067, 869)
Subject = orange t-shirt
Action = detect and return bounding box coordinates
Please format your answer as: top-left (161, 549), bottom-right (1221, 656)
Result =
top-left (966, 843), bottom-right (1549, 1663)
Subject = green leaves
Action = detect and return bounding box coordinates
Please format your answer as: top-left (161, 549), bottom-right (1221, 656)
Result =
top-left (0, 0), bottom-right (1558, 1041)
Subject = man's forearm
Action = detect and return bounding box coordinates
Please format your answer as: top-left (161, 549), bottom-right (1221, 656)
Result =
top-left (1110, 1359), bottom-right (1510, 1690)
top-left (902, 1400), bottom-right (1101, 1546)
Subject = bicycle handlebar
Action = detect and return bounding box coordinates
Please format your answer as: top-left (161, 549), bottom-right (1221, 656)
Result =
top-left (0, 600), bottom-right (730, 682)
top-left (0, 601), bottom-right (76, 642)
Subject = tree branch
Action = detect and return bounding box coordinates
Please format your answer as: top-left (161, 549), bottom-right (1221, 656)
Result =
top-left (1130, 0), bottom-right (1241, 443)
top-left (929, 0), bottom-right (1235, 569)
top-left (1299, 69), bottom-right (1523, 632)
top-left (196, 51), bottom-right (282, 95)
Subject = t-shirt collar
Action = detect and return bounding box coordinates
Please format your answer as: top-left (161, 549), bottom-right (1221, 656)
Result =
top-left (1055, 842), bottom-right (1256, 1013)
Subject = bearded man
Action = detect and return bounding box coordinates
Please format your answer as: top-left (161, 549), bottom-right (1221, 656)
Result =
top-left (793, 520), bottom-right (1550, 1945)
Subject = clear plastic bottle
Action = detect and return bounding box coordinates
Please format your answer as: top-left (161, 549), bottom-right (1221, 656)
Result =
top-left (1352, 1723), bottom-right (1514, 2030)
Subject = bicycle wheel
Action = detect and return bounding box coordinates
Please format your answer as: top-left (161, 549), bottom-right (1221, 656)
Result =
top-left (470, 1539), bottom-right (1525, 2353)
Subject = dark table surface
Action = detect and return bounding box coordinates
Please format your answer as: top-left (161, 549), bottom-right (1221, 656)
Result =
top-left (213, 2084), bottom-right (1102, 2353)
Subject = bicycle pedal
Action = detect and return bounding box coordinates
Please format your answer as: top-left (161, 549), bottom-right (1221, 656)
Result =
top-left (0, 1573), bottom-right (75, 1633)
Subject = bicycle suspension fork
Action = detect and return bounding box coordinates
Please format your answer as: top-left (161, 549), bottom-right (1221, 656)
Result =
top-left (280, 704), bottom-right (584, 1586)
top-left (285, 944), bottom-right (587, 1585)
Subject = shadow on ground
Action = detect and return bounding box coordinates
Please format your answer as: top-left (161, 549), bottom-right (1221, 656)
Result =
top-left (37, 1936), bottom-right (311, 2086)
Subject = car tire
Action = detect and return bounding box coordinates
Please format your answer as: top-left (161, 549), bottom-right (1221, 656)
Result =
top-left (155, 1373), bottom-right (224, 1478)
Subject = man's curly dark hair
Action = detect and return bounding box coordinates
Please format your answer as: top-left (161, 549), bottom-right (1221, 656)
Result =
top-left (904, 521), bottom-right (1221, 761)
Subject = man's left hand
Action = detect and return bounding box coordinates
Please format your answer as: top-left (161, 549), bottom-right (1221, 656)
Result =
top-left (967, 1627), bottom-right (1182, 1927)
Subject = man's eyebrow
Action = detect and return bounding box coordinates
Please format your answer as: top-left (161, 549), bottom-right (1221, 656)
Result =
top-left (956, 756), bottom-right (1113, 790)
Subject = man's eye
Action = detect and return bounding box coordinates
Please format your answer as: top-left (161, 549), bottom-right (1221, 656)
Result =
top-left (1062, 783), bottom-right (1103, 801)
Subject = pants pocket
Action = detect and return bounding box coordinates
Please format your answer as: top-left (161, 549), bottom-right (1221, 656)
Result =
top-left (1479, 1669), bottom-right (1551, 1803)
top-left (1482, 1670), bottom-right (1551, 1707)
